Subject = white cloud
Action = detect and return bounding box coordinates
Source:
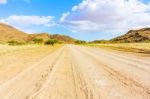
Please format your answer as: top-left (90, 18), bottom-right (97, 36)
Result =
top-left (0, 0), bottom-right (7, 4)
top-left (0, 15), bottom-right (55, 26)
top-left (0, 15), bottom-right (56, 33)
top-left (60, 0), bottom-right (150, 34)
top-left (0, 15), bottom-right (56, 28)
top-left (0, 0), bottom-right (31, 4)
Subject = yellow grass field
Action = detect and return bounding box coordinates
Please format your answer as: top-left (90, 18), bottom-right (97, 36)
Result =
top-left (0, 44), bottom-right (38, 54)
top-left (87, 43), bottom-right (150, 54)
top-left (0, 44), bottom-right (61, 54)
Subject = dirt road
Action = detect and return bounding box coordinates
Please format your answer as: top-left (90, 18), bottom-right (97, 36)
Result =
top-left (0, 45), bottom-right (150, 99)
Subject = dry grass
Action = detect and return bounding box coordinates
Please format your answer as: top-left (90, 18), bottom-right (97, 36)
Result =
top-left (0, 44), bottom-right (62, 83)
top-left (0, 44), bottom-right (40, 54)
top-left (0, 44), bottom-right (62, 54)
top-left (87, 43), bottom-right (150, 54)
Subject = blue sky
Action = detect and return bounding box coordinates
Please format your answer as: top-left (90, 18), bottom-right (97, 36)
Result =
top-left (0, 0), bottom-right (150, 41)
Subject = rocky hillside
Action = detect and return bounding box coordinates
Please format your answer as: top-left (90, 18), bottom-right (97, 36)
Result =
top-left (113, 28), bottom-right (150, 43)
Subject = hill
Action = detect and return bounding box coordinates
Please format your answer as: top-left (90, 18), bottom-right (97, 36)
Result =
top-left (0, 23), bottom-right (76, 43)
top-left (112, 28), bottom-right (150, 43)
top-left (0, 23), bottom-right (28, 43)
top-left (28, 33), bottom-right (50, 41)
top-left (28, 33), bottom-right (75, 43)
top-left (49, 34), bottom-right (75, 43)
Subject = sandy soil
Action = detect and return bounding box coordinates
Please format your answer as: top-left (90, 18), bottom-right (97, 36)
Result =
top-left (0, 45), bottom-right (149, 99)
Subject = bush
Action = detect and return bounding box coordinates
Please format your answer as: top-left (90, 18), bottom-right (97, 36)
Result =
top-left (45, 39), bottom-right (58, 46)
top-left (33, 38), bottom-right (44, 44)
top-left (75, 40), bottom-right (86, 44)
top-left (8, 40), bottom-right (25, 45)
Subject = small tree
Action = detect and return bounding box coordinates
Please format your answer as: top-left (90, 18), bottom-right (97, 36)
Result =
top-left (75, 40), bottom-right (86, 44)
top-left (33, 38), bottom-right (43, 44)
top-left (45, 39), bottom-right (57, 46)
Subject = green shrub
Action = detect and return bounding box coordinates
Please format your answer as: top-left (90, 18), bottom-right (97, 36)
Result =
top-left (45, 39), bottom-right (58, 46)
top-left (33, 38), bottom-right (44, 44)
top-left (90, 40), bottom-right (110, 44)
top-left (75, 40), bottom-right (86, 44)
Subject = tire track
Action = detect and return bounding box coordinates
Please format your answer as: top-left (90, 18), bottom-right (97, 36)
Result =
top-left (0, 47), bottom-right (65, 99)
top-left (84, 46), bottom-right (150, 73)
top-left (70, 56), bottom-right (98, 99)
top-left (77, 46), bottom-right (150, 96)
top-left (32, 45), bottom-right (98, 99)
top-left (70, 45), bottom-right (150, 99)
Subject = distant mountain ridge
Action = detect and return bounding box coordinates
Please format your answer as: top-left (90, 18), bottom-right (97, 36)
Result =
top-left (112, 28), bottom-right (150, 43)
top-left (0, 23), bottom-right (75, 43)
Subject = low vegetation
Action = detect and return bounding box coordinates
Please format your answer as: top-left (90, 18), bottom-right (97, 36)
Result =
top-left (89, 40), bottom-right (116, 44)
top-left (8, 40), bottom-right (25, 45)
top-left (75, 40), bottom-right (86, 44)
top-left (6, 38), bottom-right (60, 46)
